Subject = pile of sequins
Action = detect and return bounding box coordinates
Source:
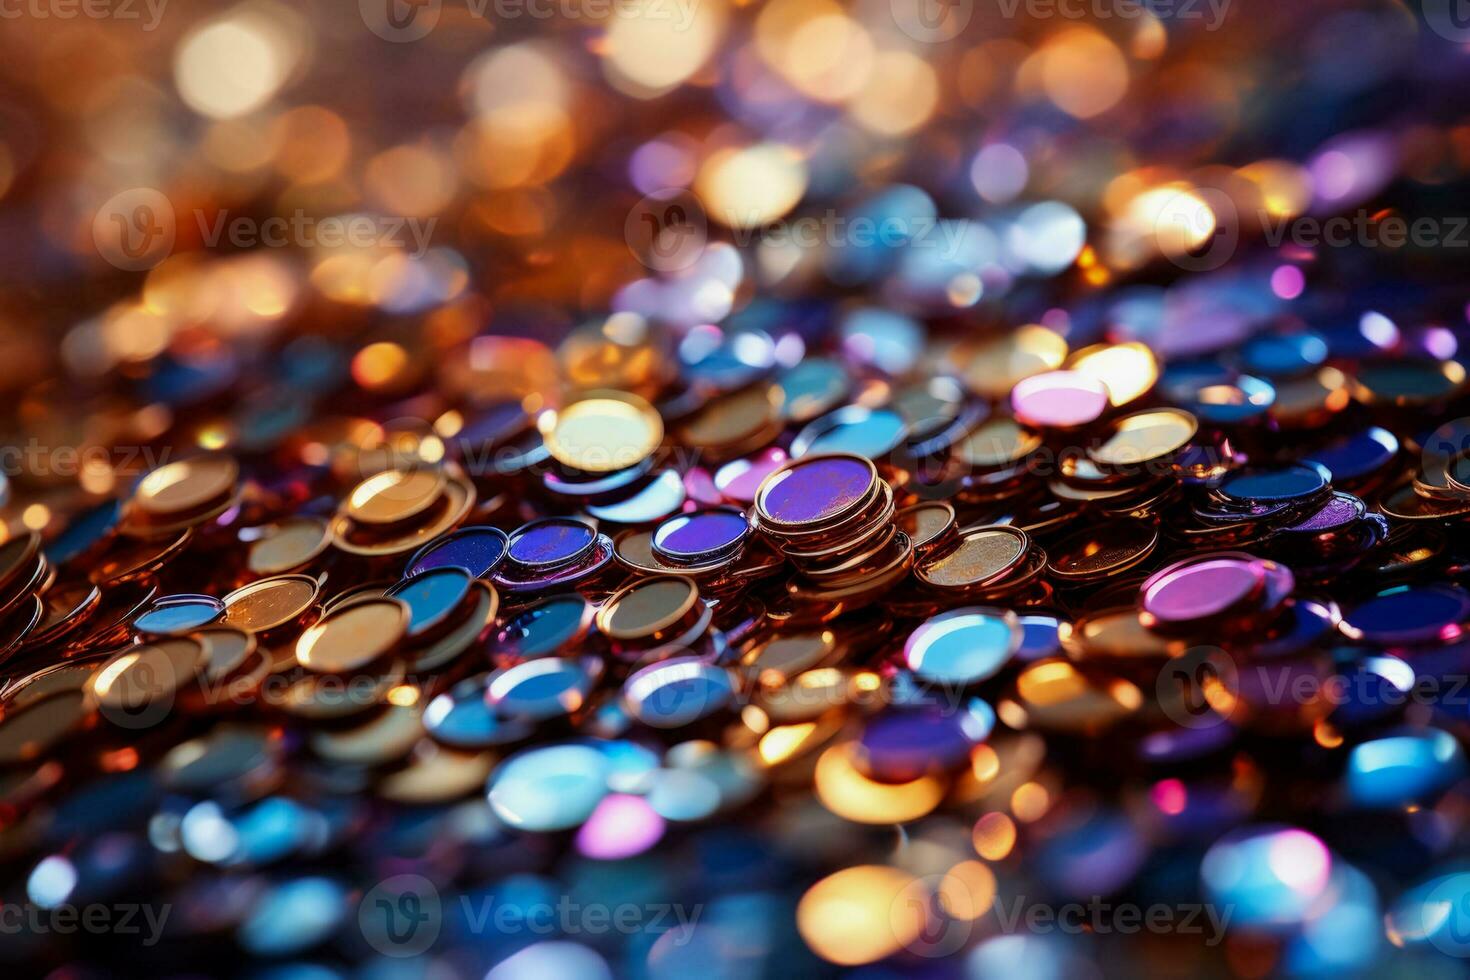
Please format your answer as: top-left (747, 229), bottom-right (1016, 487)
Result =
top-left (5, 316), bottom-right (1470, 976)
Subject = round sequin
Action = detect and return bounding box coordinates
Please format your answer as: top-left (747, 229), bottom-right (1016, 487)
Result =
top-left (1089, 409), bottom-right (1198, 468)
top-left (854, 699), bottom-right (995, 782)
top-left (597, 576), bottom-right (700, 641)
top-left (132, 594), bottom-right (224, 636)
top-left (222, 575), bottom-right (319, 633)
top-left (652, 507), bottom-right (748, 564)
top-left (506, 518), bottom-right (598, 569)
top-left (406, 526), bottom-right (510, 578)
top-left (585, 469), bottom-right (686, 525)
top-left (714, 448), bottom-right (788, 504)
top-left (1341, 585), bottom-right (1470, 647)
top-left (1304, 427), bottom-right (1398, 485)
top-left (791, 406), bottom-right (908, 460)
top-left (755, 454), bottom-right (876, 527)
top-left (623, 658), bottom-right (736, 728)
top-left (487, 656), bottom-right (603, 721)
top-left (487, 743), bottom-right (610, 831)
top-left (904, 608), bottom-right (1022, 685)
top-left (489, 594), bottom-right (594, 661)
top-left (295, 598), bottom-right (409, 674)
top-left (1218, 464), bottom-right (1329, 503)
top-left (1141, 555), bottom-right (1265, 625)
top-left (133, 455), bottom-right (238, 518)
top-left (345, 468), bottom-right (446, 525)
top-left (386, 567), bottom-right (473, 637)
top-left (915, 526), bottom-right (1028, 590)
top-left (424, 676), bottom-right (534, 748)
top-left (1011, 371), bottom-right (1110, 428)
top-left (543, 391), bottom-right (664, 474)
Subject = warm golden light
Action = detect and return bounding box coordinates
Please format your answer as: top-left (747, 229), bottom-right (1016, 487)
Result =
top-left (796, 865), bottom-right (927, 965)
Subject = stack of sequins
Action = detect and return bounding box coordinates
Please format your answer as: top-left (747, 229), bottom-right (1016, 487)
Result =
top-left (907, 520), bottom-right (1050, 609)
top-left (330, 464), bottom-right (477, 561)
top-left (951, 418), bottom-right (1045, 506)
top-left (611, 506), bottom-right (786, 601)
top-left (1378, 419), bottom-right (1470, 526)
top-left (646, 507), bottom-right (749, 576)
top-left (0, 533), bottom-right (50, 659)
top-left (120, 454), bottom-right (243, 539)
top-left (287, 593), bottom-right (413, 722)
top-left (536, 390), bottom-right (670, 513)
top-left (491, 517), bottom-right (616, 597)
top-left (750, 454), bottom-right (913, 614)
top-left (1139, 552), bottom-right (1296, 639)
top-left (596, 575), bottom-right (717, 665)
top-left (383, 567), bottom-right (499, 671)
top-left (1183, 463), bottom-right (1387, 574)
top-left (1048, 407), bottom-right (1201, 517)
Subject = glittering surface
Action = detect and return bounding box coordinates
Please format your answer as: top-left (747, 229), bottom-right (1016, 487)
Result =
top-left (652, 507), bottom-right (748, 562)
top-left (5, 2), bottom-right (1470, 976)
top-left (407, 526), bottom-right (510, 579)
top-left (756, 455), bottom-right (873, 525)
top-left (506, 519), bottom-right (598, 568)
top-left (918, 528), bottom-right (1026, 587)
